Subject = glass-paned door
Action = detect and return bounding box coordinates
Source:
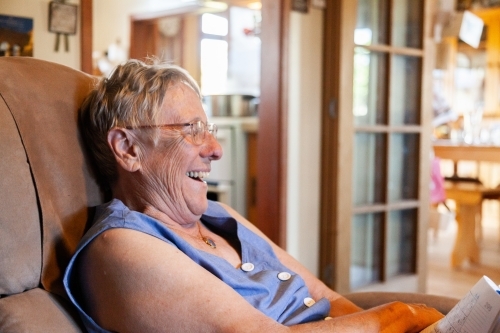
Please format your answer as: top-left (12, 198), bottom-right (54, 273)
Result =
top-left (320, 0), bottom-right (433, 293)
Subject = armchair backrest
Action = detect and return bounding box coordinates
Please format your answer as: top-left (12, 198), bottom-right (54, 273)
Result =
top-left (0, 57), bottom-right (104, 332)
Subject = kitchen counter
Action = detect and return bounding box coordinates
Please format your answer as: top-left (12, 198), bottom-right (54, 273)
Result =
top-left (209, 116), bottom-right (259, 133)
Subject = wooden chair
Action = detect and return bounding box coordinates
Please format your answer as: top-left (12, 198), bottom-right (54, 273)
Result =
top-left (445, 175), bottom-right (500, 242)
top-left (444, 178), bottom-right (500, 267)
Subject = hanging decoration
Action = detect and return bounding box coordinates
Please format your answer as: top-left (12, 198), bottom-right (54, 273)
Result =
top-left (48, 1), bottom-right (78, 52)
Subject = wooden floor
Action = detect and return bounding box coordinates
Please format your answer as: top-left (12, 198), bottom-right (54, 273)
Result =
top-left (426, 201), bottom-right (500, 299)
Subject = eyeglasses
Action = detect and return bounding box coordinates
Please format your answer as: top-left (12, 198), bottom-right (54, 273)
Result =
top-left (126, 120), bottom-right (217, 145)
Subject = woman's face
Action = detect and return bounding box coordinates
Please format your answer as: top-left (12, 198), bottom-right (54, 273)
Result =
top-left (139, 82), bottom-right (222, 223)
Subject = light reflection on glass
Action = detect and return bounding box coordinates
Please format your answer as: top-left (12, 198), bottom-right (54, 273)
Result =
top-left (201, 13), bottom-right (228, 36)
top-left (354, 28), bottom-right (373, 45)
top-left (353, 48), bottom-right (388, 125)
top-left (353, 47), bottom-right (370, 117)
top-left (200, 39), bottom-right (228, 95)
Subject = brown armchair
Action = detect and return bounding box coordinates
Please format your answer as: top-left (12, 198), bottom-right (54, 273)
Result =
top-left (0, 57), bottom-right (103, 332)
top-left (0, 57), bottom-right (458, 332)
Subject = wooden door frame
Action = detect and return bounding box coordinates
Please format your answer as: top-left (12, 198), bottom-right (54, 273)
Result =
top-left (255, 0), bottom-right (289, 247)
top-left (79, 0), bottom-right (289, 247)
top-left (319, 0), bottom-right (356, 293)
top-left (80, 0), bottom-right (92, 74)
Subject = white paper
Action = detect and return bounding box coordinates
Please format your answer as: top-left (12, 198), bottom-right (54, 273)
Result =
top-left (421, 276), bottom-right (500, 333)
top-left (459, 11), bottom-right (484, 49)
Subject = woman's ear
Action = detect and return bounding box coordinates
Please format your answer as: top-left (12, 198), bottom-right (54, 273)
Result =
top-left (107, 128), bottom-right (141, 172)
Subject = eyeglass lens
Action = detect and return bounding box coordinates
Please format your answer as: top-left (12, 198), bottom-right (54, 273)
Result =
top-left (191, 121), bottom-right (217, 144)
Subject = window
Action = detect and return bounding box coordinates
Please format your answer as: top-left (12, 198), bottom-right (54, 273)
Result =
top-left (199, 8), bottom-right (261, 97)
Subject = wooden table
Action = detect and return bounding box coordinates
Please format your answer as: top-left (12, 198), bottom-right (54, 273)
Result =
top-left (433, 141), bottom-right (500, 267)
top-left (433, 140), bottom-right (500, 163)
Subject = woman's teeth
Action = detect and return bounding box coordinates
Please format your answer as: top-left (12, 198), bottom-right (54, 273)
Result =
top-left (186, 171), bottom-right (209, 179)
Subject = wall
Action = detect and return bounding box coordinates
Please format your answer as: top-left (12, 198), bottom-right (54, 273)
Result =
top-left (0, 0), bottom-right (81, 69)
top-left (286, 8), bottom-right (323, 276)
top-left (92, 0), bottom-right (190, 64)
top-left (0, 0), bottom-right (155, 73)
top-left (92, 0), bottom-right (141, 59)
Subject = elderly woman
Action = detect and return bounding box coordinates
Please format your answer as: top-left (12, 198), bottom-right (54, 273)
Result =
top-left (64, 59), bottom-right (442, 333)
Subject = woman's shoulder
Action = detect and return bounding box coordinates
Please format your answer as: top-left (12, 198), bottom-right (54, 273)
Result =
top-left (90, 198), bottom-right (166, 236)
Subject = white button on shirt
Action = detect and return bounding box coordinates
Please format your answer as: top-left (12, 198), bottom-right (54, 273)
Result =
top-left (241, 262), bottom-right (255, 272)
top-left (303, 297), bottom-right (315, 307)
top-left (277, 272), bottom-right (292, 281)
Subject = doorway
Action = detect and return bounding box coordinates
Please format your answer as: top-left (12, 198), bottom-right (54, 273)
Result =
top-left (429, 4), bottom-right (500, 297)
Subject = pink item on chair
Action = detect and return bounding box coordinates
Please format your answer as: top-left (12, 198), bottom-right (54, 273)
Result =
top-left (430, 157), bottom-right (446, 205)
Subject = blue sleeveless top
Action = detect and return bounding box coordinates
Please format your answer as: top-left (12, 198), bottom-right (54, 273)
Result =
top-left (63, 199), bottom-right (330, 332)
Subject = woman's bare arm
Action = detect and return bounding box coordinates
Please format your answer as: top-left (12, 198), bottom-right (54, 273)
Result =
top-left (78, 227), bottom-right (442, 333)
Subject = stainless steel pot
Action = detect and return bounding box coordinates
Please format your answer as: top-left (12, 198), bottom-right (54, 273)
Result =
top-left (203, 94), bottom-right (259, 117)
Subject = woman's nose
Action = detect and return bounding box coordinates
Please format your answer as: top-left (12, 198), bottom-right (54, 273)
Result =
top-left (203, 134), bottom-right (223, 160)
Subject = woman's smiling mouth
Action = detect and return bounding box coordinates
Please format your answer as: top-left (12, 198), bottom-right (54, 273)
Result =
top-left (186, 171), bottom-right (209, 182)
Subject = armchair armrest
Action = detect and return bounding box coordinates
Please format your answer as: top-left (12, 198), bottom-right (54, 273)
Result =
top-left (343, 292), bottom-right (459, 315)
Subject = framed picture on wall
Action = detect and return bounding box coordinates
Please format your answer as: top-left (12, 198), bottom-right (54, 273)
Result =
top-left (292, 0), bottom-right (309, 13)
top-left (48, 2), bottom-right (78, 35)
top-left (0, 15), bottom-right (33, 56)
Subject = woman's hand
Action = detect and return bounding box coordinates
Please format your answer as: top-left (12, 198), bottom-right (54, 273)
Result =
top-left (403, 302), bottom-right (444, 333)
